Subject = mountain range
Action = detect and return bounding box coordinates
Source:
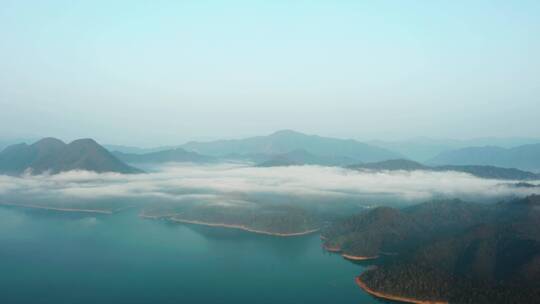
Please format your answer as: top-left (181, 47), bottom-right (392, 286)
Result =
top-left (104, 144), bottom-right (174, 155)
top-left (429, 144), bottom-right (540, 172)
top-left (113, 148), bottom-right (215, 164)
top-left (256, 149), bottom-right (360, 167)
top-left (369, 137), bottom-right (540, 162)
top-left (2, 131), bottom-right (539, 177)
top-left (0, 138), bottom-right (140, 175)
top-left (126, 131), bottom-right (539, 173)
top-left (348, 159), bottom-right (539, 180)
top-left (106, 130), bottom-right (402, 166)
top-left (180, 130), bottom-right (401, 163)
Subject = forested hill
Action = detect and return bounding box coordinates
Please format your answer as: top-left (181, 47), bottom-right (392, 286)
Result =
top-left (324, 195), bottom-right (540, 304)
top-left (0, 138), bottom-right (141, 175)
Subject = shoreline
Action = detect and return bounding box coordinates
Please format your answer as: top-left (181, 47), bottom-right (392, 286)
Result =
top-left (169, 218), bottom-right (320, 237)
top-left (355, 276), bottom-right (448, 304)
top-left (322, 243), bottom-right (341, 252)
top-left (322, 243), bottom-right (378, 261)
top-left (139, 212), bottom-right (178, 220)
top-left (0, 202), bottom-right (113, 214)
top-left (342, 253), bottom-right (378, 261)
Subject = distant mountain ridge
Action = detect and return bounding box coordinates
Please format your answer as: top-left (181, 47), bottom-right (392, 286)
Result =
top-left (349, 159), bottom-right (429, 171)
top-left (257, 156), bottom-right (538, 180)
top-left (348, 159), bottom-right (539, 180)
top-left (104, 144), bottom-right (175, 155)
top-left (369, 137), bottom-right (540, 162)
top-left (256, 149), bottom-right (360, 167)
top-left (181, 130), bottom-right (401, 163)
top-left (430, 143), bottom-right (540, 172)
top-left (0, 138), bottom-right (141, 175)
top-left (113, 148), bottom-right (214, 164)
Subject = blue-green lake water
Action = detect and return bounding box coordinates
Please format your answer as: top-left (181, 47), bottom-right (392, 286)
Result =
top-left (0, 207), bottom-right (382, 304)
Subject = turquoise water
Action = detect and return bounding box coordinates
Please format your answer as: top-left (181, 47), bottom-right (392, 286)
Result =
top-left (0, 207), bottom-right (381, 304)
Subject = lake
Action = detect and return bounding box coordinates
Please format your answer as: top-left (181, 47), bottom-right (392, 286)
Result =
top-left (0, 207), bottom-right (382, 304)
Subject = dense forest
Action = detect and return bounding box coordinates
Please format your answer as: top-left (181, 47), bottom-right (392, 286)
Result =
top-left (326, 195), bottom-right (540, 303)
top-left (321, 199), bottom-right (489, 257)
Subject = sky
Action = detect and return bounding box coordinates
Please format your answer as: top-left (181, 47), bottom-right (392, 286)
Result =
top-left (1, 0), bottom-right (539, 146)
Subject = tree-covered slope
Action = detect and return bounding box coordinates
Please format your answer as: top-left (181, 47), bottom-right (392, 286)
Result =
top-left (0, 138), bottom-right (141, 175)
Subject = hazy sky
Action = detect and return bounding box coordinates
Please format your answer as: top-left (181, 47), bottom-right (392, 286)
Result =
top-left (1, 0), bottom-right (539, 146)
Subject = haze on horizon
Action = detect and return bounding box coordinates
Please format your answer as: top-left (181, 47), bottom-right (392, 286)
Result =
top-left (1, 0), bottom-right (539, 146)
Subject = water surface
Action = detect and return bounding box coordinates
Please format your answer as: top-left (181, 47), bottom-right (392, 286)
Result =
top-left (0, 207), bottom-right (381, 304)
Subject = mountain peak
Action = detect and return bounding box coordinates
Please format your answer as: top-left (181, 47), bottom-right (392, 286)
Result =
top-left (32, 137), bottom-right (66, 148)
top-left (0, 137), bottom-right (140, 175)
top-left (269, 129), bottom-right (305, 137)
top-left (181, 130), bottom-right (400, 162)
top-left (69, 138), bottom-right (99, 146)
top-left (31, 138), bottom-right (67, 157)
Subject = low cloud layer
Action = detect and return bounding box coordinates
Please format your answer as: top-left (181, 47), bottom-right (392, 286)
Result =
top-left (0, 164), bottom-right (538, 210)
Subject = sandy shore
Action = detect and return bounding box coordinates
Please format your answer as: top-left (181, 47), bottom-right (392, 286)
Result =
top-left (322, 243), bottom-right (378, 261)
top-left (0, 202), bottom-right (113, 214)
top-left (169, 218), bottom-right (320, 237)
top-left (355, 276), bottom-right (448, 304)
top-left (322, 243), bottom-right (341, 252)
top-left (342, 253), bottom-right (378, 261)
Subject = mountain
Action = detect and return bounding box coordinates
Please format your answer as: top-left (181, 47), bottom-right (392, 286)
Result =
top-left (104, 144), bottom-right (175, 155)
top-left (256, 149), bottom-right (359, 167)
top-left (324, 196), bottom-right (540, 303)
top-left (430, 143), bottom-right (540, 172)
top-left (369, 137), bottom-right (540, 162)
top-left (113, 148), bottom-right (214, 164)
top-left (349, 159), bottom-right (429, 171)
top-left (348, 159), bottom-right (539, 180)
top-left (181, 130), bottom-right (401, 163)
top-left (322, 199), bottom-right (490, 258)
top-left (506, 182), bottom-right (540, 188)
top-left (0, 138), bottom-right (141, 175)
top-left (368, 138), bottom-right (462, 162)
top-left (355, 195), bottom-right (540, 304)
top-left (435, 165), bottom-right (539, 180)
